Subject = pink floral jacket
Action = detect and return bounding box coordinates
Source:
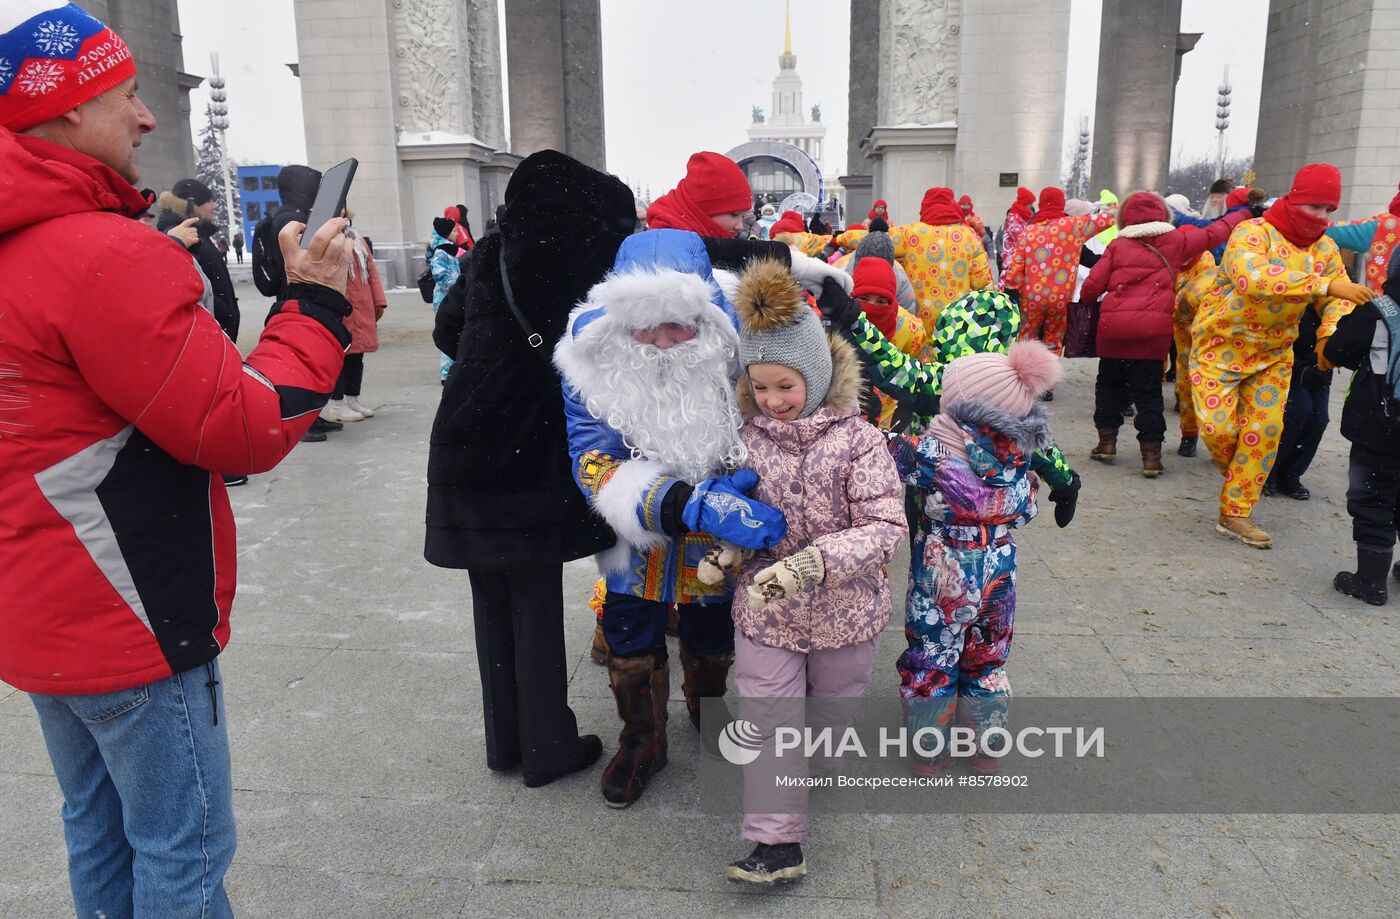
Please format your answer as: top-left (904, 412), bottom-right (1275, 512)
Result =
top-left (731, 337), bottom-right (907, 652)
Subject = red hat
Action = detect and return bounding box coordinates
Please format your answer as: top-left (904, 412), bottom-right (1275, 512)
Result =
top-left (677, 151), bottom-right (751, 215)
top-left (850, 257), bottom-right (899, 338)
top-left (1031, 187), bottom-right (1067, 224)
top-left (852, 256), bottom-right (897, 303)
top-left (769, 210), bottom-right (807, 237)
top-left (1010, 186), bottom-right (1035, 220)
top-left (868, 198), bottom-right (888, 220)
top-left (1226, 186), bottom-right (1251, 209)
top-left (1286, 163), bottom-right (1342, 209)
top-left (959, 194), bottom-right (974, 214)
top-left (919, 187), bottom-right (964, 225)
top-left (0, 2), bottom-right (138, 133)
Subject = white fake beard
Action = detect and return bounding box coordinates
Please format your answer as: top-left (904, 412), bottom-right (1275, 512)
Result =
top-left (581, 329), bottom-right (747, 485)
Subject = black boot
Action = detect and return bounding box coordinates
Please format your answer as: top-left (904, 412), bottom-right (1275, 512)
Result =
top-left (600, 652), bottom-right (668, 808)
top-left (1334, 547), bottom-right (1392, 606)
top-left (1176, 435), bottom-right (1197, 458)
top-left (726, 843), bottom-right (807, 885)
top-left (523, 735), bottom-right (604, 788)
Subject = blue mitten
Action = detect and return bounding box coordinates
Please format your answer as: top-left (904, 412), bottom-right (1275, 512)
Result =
top-left (681, 470), bottom-right (788, 549)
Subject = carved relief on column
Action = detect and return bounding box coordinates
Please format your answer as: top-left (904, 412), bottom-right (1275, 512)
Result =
top-left (878, 0), bottom-right (961, 126)
top-left (467, 0), bottom-right (506, 148)
top-left (391, 0), bottom-right (470, 134)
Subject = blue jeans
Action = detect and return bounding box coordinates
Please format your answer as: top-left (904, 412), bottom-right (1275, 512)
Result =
top-left (30, 662), bottom-right (236, 919)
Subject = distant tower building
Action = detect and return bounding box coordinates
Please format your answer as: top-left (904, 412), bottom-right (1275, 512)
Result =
top-left (748, 1), bottom-right (826, 170)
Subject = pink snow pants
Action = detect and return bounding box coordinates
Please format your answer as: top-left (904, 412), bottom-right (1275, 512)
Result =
top-left (733, 630), bottom-right (881, 844)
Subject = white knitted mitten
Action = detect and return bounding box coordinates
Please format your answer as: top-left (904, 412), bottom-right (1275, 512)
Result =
top-left (746, 546), bottom-right (825, 608)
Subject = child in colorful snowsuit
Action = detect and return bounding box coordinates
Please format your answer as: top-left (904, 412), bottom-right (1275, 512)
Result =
top-left (815, 285), bottom-right (1083, 528)
top-left (712, 260), bottom-right (905, 886)
top-left (888, 341), bottom-right (1061, 773)
top-left (1189, 164), bottom-right (1374, 548)
top-left (428, 216), bottom-right (461, 382)
top-left (1322, 247), bottom-right (1400, 605)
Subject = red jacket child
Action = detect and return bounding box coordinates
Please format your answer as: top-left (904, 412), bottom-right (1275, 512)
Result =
top-left (1080, 192), bottom-right (1248, 360)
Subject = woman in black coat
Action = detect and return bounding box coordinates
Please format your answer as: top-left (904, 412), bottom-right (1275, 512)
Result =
top-left (426, 150), bottom-right (636, 787)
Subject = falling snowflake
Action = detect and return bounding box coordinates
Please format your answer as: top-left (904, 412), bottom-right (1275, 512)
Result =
top-left (17, 60), bottom-right (64, 96)
top-left (33, 19), bottom-right (80, 55)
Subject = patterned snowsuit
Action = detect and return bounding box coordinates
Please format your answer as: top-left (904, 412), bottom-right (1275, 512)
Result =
top-left (842, 289), bottom-right (1078, 493)
top-left (889, 400), bottom-right (1046, 753)
top-left (1189, 219), bottom-right (1353, 517)
top-left (885, 221), bottom-right (995, 343)
top-left (1003, 213), bottom-right (1115, 355)
top-left (1326, 215), bottom-right (1400, 291)
top-left (1173, 251), bottom-right (1218, 439)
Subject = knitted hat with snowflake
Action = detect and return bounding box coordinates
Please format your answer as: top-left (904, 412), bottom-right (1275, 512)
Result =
top-left (0, 2), bottom-right (136, 133)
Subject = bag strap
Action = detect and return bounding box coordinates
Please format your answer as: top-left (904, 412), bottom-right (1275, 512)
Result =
top-left (1135, 238), bottom-right (1174, 275)
top-left (498, 244), bottom-right (548, 360)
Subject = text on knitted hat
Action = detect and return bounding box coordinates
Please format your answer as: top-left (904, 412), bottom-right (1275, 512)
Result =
top-left (0, 2), bottom-right (137, 133)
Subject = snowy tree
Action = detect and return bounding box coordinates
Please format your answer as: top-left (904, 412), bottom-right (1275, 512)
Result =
top-left (194, 104), bottom-right (240, 241)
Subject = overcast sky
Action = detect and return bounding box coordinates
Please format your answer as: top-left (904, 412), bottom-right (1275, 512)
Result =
top-left (176, 0), bottom-right (1268, 193)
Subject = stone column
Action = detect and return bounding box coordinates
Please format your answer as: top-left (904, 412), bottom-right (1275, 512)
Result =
top-left (505, 0), bottom-right (606, 169)
top-left (1254, 0), bottom-right (1400, 217)
top-left (842, 0), bottom-right (881, 221)
top-left (1088, 0), bottom-right (1185, 196)
top-left (953, 0), bottom-right (1071, 225)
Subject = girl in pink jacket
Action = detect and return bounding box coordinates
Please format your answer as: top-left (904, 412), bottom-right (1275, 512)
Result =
top-left (705, 260), bottom-right (906, 886)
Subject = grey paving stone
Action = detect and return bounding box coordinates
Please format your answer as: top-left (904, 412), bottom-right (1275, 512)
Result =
top-left (223, 866), bottom-right (472, 919)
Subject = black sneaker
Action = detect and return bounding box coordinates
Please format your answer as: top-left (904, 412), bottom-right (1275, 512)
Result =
top-left (726, 843), bottom-right (807, 885)
top-left (1176, 436), bottom-right (1197, 458)
top-left (1277, 480), bottom-right (1311, 501)
top-left (300, 427), bottom-right (328, 443)
top-left (312, 417), bottom-right (343, 433)
top-left (221, 474), bottom-right (249, 487)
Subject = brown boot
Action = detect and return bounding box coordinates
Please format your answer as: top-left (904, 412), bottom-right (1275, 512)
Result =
top-left (1090, 427), bottom-right (1117, 462)
top-left (600, 653), bottom-right (669, 808)
top-left (589, 622), bottom-right (610, 665)
top-left (679, 647), bottom-right (735, 758)
top-left (1140, 442), bottom-right (1164, 478)
top-left (665, 605), bottom-right (680, 636)
top-left (1216, 514), bottom-right (1272, 549)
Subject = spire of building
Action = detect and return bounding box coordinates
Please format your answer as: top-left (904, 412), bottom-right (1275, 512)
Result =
top-left (779, 0), bottom-right (796, 71)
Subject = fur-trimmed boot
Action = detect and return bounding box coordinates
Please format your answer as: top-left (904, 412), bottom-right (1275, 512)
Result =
top-left (1334, 547), bottom-right (1392, 607)
top-left (1140, 442), bottom-right (1164, 478)
top-left (680, 647), bottom-right (734, 756)
top-left (600, 652), bottom-right (669, 808)
top-left (1091, 427), bottom-right (1117, 462)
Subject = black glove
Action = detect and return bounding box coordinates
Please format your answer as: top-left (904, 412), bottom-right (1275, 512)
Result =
top-left (1047, 472), bottom-right (1081, 529)
top-left (1300, 364), bottom-right (1333, 389)
top-left (816, 276), bottom-right (861, 332)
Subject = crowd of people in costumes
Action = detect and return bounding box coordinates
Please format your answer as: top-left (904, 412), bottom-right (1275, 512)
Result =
top-left (423, 143), bottom-right (1400, 886)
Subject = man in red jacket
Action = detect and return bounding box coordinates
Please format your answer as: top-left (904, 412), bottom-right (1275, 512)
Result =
top-left (0, 4), bottom-right (352, 916)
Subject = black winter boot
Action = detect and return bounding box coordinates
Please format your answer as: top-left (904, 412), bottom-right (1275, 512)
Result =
top-left (1176, 435), bottom-right (1197, 457)
top-left (1334, 547), bottom-right (1392, 606)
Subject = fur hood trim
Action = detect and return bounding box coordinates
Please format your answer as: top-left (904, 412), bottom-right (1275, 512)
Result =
top-left (737, 331), bottom-right (864, 418)
top-left (943, 398), bottom-right (1054, 455)
top-left (733, 258), bottom-right (804, 333)
top-left (156, 190), bottom-right (189, 216)
top-left (554, 267), bottom-right (740, 402)
top-left (1118, 221), bottom-right (1175, 239)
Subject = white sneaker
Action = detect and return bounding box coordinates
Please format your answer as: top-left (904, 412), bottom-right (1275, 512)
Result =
top-left (322, 398), bottom-right (364, 423)
top-left (345, 396), bottom-right (375, 418)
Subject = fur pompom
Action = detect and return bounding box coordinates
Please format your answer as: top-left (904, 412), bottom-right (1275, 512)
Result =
top-left (734, 258), bottom-right (803, 333)
top-left (1007, 340), bottom-right (1062, 397)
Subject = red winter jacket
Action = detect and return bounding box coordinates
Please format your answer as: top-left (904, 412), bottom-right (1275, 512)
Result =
top-left (0, 130), bottom-right (348, 695)
top-left (1080, 195), bottom-right (1247, 360)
